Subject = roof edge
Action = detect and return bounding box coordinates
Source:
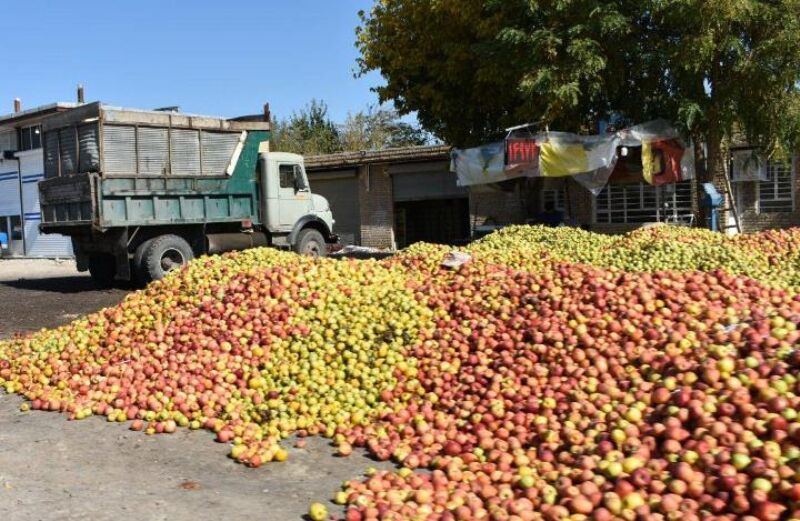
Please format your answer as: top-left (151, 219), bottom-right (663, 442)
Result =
top-left (305, 144), bottom-right (452, 170)
top-left (0, 102), bottom-right (79, 125)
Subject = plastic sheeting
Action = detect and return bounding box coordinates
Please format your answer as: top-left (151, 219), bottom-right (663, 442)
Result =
top-left (731, 149), bottom-right (768, 182)
top-left (540, 133), bottom-right (621, 194)
top-left (452, 120), bottom-right (695, 194)
top-left (623, 120), bottom-right (695, 187)
top-left (450, 142), bottom-right (508, 186)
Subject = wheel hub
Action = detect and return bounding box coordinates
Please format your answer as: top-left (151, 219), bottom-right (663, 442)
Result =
top-left (160, 248), bottom-right (185, 272)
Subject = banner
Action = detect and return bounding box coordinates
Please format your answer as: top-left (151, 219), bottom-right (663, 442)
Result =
top-left (452, 119), bottom-right (695, 192)
top-left (450, 142), bottom-right (510, 187)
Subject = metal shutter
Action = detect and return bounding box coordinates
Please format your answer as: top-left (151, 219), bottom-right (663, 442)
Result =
top-left (78, 124), bottom-right (100, 172)
top-left (59, 128), bottom-right (77, 176)
top-left (0, 176), bottom-right (20, 216)
top-left (309, 171), bottom-right (361, 245)
top-left (138, 127), bottom-right (169, 175)
top-left (202, 131), bottom-right (240, 176)
top-left (390, 161), bottom-right (467, 202)
top-left (24, 223), bottom-right (73, 257)
top-left (170, 129), bottom-right (201, 176)
top-left (102, 125), bottom-right (137, 175)
top-left (44, 132), bottom-right (60, 178)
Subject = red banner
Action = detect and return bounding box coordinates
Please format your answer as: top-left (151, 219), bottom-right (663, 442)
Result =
top-left (506, 139), bottom-right (539, 165)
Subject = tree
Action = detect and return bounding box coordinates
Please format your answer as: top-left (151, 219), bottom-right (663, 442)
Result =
top-left (340, 106), bottom-right (431, 151)
top-left (271, 99), bottom-right (342, 155)
top-left (357, 0), bottom-right (800, 185)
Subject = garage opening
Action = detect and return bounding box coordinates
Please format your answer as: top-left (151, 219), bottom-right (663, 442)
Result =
top-left (307, 170), bottom-right (361, 245)
top-left (390, 160), bottom-right (469, 249)
top-left (394, 198), bottom-right (470, 248)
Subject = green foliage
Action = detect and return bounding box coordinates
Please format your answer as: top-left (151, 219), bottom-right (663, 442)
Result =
top-left (357, 0), bottom-right (800, 159)
top-left (272, 100), bottom-right (431, 154)
top-left (271, 100), bottom-right (343, 155)
top-left (340, 106), bottom-right (431, 151)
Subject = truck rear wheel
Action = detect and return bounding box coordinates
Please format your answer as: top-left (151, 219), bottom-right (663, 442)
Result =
top-left (294, 228), bottom-right (327, 258)
top-left (142, 235), bottom-right (194, 282)
top-left (131, 238), bottom-right (154, 286)
top-left (88, 254), bottom-right (116, 289)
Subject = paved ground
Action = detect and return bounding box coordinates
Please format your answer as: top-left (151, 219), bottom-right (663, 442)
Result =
top-left (0, 259), bottom-right (393, 521)
top-left (0, 259), bottom-right (127, 340)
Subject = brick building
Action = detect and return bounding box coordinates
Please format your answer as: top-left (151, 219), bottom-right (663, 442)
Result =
top-left (305, 146), bottom-right (526, 249)
top-left (305, 144), bottom-right (799, 249)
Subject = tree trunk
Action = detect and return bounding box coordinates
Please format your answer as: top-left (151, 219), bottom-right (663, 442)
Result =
top-left (705, 126), bottom-right (725, 230)
top-left (694, 124), bottom-right (724, 229)
top-left (692, 130), bottom-right (708, 227)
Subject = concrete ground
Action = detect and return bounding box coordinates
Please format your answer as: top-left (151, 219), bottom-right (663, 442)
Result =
top-left (0, 259), bottom-right (393, 521)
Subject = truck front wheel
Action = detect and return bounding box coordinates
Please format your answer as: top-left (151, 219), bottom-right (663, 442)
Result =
top-left (294, 228), bottom-right (327, 258)
top-left (142, 235), bottom-right (194, 282)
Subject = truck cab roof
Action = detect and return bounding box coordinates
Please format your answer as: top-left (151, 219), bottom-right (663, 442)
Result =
top-left (266, 152), bottom-right (305, 164)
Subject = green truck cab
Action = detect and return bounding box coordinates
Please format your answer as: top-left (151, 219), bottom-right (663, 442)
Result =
top-left (37, 102), bottom-right (337, 286)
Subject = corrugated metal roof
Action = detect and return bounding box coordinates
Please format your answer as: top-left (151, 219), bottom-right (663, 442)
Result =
top-left (305, 145), bottom-right (452, 171)
top-left (0, 102), bottom-right (78, 126)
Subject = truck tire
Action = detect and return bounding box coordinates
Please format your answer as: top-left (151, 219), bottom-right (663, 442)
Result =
top-left (142, 235), bottom-right (194, 282)
top-left (294, 228), bottom-right (327, 258)
top-left (131, 238), bottom-right (154, 286)
top-left (88, 254), bottom-right (116, 289)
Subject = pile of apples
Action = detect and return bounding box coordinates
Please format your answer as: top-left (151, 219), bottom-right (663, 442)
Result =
top-left (1, 226), bottom-right (799, 520)
top-left (0, 248), bottom-right (433, 466)
top-left (468, 225), bottom-right (800, 290)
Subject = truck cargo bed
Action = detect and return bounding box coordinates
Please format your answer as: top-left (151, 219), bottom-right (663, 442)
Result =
top-left (38, 103), bottom-right (269, 231)
top-left (40, 174), bottom-right (259, 231)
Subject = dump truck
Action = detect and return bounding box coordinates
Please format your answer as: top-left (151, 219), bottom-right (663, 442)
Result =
top-left (37, 102), bottom-right (337, 287)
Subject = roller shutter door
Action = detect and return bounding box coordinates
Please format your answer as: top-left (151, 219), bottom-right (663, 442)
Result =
top-left (390, 161), bottom-right (467, 202)
top-left (309, 170), bottom-right (361, 245)
top-left (19, 152), bottom-right (73, 257)
top-left (0, 171), bottom-right (20, 216)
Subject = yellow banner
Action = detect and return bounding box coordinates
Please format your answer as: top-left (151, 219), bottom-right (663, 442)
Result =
top-left (540, 141), bottom-right (589, 177)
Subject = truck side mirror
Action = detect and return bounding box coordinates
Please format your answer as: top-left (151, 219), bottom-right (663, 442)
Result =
top-left (294, 165), bottom-right (309, 192)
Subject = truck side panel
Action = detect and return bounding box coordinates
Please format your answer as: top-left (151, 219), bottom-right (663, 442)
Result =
top-left (40, 131), bottom-right (268, 231)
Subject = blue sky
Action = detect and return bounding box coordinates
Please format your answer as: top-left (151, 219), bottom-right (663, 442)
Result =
top-left (0, 1), bottom-right (384, 122)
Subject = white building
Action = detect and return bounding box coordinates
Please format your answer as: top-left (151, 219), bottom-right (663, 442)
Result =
top-left (0, 100), bottom-right (77, 257)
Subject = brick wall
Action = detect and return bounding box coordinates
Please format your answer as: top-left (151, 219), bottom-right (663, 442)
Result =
top-left (468, 184), bottom-right (528, 226)
top-left (358, 164), bottom-right (396, 249)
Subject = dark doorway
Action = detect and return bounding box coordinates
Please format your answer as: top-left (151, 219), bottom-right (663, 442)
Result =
top-left (394, 198), bottom-right (470, 248)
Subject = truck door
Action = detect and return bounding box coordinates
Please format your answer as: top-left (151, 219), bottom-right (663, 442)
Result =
top-left (278, 163), bottom-right (312, 228)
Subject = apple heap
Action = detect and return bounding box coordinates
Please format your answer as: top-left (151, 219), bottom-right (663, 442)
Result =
top-left (0, 247), bottom-right (434, 466)
top-left (337, 255), bottom-right (800, 520)
top-left (467, 225), bottom-right (800, 290)
top-left (0, 225), bottom-right (798, 520)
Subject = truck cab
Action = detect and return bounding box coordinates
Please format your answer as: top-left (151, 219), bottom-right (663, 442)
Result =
top-left (260, 152), bottom-right (335, 256)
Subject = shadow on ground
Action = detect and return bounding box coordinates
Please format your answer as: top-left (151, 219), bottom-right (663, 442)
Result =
top-left (0, 276), bottom-right (100, 294)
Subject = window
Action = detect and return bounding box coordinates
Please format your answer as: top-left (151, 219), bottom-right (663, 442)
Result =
top-left (595, 181), bottom-right (693, 224)
top-left (279, 164), bottom-right (296, 189)
top-left (18, 125), bottom-right (42, 151)
top-left (0, 130), bottom-right (15, 154)
top-left (279, 164), bottom-right (307, 190)
top-left (759, 159), bottom-right (794, 213)
top-left (541, 188), bottom-right (566, 213)
top-left (660, 181), bottom-right (694, 223)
